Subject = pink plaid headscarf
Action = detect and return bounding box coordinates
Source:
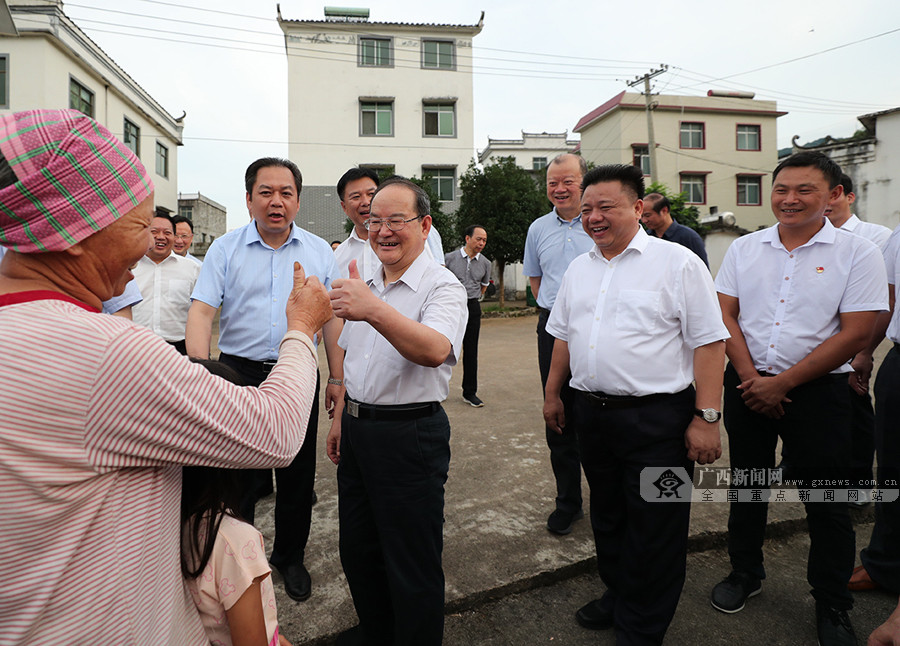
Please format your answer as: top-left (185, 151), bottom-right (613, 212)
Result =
top-left (0, 109), bottom-right (154, 253)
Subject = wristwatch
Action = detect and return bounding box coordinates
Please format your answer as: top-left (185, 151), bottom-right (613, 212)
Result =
top-left (694, 407), bottom-right (722, 423)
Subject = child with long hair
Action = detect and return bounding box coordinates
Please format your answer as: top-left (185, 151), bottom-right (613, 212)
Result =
top-left (181, 360), bottom-right (291, 646)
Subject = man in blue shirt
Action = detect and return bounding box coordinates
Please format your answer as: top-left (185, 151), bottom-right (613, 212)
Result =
top-left (641, 193), bottom-right (709, 267)
top-left (523, 153), bottom-right (594, 535)
top-left (186, 157), bottom-right (344, 603)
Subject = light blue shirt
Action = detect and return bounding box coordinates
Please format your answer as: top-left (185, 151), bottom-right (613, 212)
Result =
top-left (191, 221), bottom-right (338, 360)
top-left (523, 208), bottom-right (594, 310)
top-left (102, 278), bottom-right (142, 314)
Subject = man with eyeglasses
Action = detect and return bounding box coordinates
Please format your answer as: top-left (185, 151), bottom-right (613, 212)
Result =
top-left (327, 178), bottom-right (467, 646)
top-left (131, 212), bottom-right (200, 354)
top-left (523, 152), bottom-right (595, 536)
top-left (171, 215), bottom-right (202, 265)
top-left (333, 168), bottom-right (445, 281)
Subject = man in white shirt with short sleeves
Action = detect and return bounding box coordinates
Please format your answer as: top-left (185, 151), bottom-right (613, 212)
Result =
top-left (544, 164), bottom-right (728, 645)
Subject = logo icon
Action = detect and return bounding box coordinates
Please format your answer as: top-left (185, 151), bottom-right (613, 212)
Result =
top-left (653, 468), bottom-right (687, 498)
top-left (640, 466), bottom-right (693, 502)
top-left (816, 266), bottom-right (824, 274)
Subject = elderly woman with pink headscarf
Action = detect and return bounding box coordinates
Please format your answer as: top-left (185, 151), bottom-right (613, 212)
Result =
top-left (0, 109), bottom-right (331, 644)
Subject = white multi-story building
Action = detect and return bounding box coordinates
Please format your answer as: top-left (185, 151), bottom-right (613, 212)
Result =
top-left (478, 131), bottom-right (579, 172)
top-left (1, 0), bottom-right (184, 214)
top-left (278, 6), bottom-right (483, 241)
top-left (575, 90), bottom-right (785, 231)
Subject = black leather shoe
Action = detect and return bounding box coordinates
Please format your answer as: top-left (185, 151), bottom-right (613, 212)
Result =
top-left (816, 602), bottom-right (857, 646)
top-left (710, 571), bottom-right (761, 613)
top-left (547, 508), bottom-right (584, 535)
top-left (576, 598), bottom-right (614, 630)
top-left (272, 561), bottom-right (311, 602)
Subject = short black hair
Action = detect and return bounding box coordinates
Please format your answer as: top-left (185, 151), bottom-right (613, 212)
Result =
top-left (171, 215), bottom-right (193, 232)
top-left (838, 173), bottom-right (854, 196)
top-left (773, 152), bottom-right (842, 189)
top-left (581, 164), bottom-right (645, 200)
top-left (152, 212), bottom-right (175, 229)
top-left (244, 157), bottom-right (303, 195)
top-left (465, 224), bottom-right (485, 239)
top-left (642, 193), bottom-right (670, 214)
top-left (337, 167), bottom-right (380, 200)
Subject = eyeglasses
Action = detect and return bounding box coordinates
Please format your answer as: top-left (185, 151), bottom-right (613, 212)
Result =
top-left (365, 215), bottom-right (422, 232)
top-left (174, 234), bottom-right (192, 240)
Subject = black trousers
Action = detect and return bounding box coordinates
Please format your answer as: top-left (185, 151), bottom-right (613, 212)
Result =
top-left (219, 352), bottom-right (320, 568)
top-left (574, 387), bottom-right (695, 646)
top-left (849, 385), bottom-right (876, 487)
top-left (461, 298), bottom-right (481, 397)
top-left (338, 406), bottom-right (450, 646)
top-left (537, 308), bottom-right (582, 514)
top-left (861, 346), bottom-right (900, 593)
top-left (724, 363), bottom-right (855, 610)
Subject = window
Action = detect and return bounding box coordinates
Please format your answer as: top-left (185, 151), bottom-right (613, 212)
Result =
top-left (532, 156), bottom-right (548, 171)
top-left (424, 167), bottom-right (455, 201)
top-left (123, 118), bottom-right (140, 156)
top-left (737, 124), bottom-right (761, 151)
top-left (737, 175), bottom-right (763, 206)
top-left (680, 122), bottom-right (704, 149)
top-left (423, 103), bottom-right (455, 137)
top-left (422, 40), bottom-right (454, 69)
top-left (359, 37), bottom-right (391, 67)
top-left (179, 205), bottom-right (193, 220)
top-left (680, 173), bottom-right (706, 204)
top-left (632, 145), bottom-right (650, 175)
top-left (360, 101), bottom-right (393, 136)
top-left (69, 78), bottom-right (94, 117)
top-left (0, 55), bottom-right (7, 109)
top-left (155, 141), bottom-right (168, 178)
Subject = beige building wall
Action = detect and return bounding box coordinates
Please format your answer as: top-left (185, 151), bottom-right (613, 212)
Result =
top-left (2, 1), bottom-right (183, 213)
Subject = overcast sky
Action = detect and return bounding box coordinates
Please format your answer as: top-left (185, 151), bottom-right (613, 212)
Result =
top-left (63, 0), bottom-right (900, 230)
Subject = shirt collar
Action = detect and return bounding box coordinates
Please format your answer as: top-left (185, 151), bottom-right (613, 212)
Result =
top-left (372, 248), bottom-right (431, 292)
top-left (588, 225), bottom-right (647, 261)
top-left (460, 246), bottom-right (480, 261)
top-left (841, 214), bottom-right (861, 231)
top-left (553, 206), bottom-right (583, 226)
top-left (244, 221), bottom-right (303, 249)
top-left (764, 217), bottom-right (835, 250)
top-left (348, 227), bottom-right (367, 244)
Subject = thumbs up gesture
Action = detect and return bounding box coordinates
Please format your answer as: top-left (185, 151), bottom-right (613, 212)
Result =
top-left (286, 261), bottom-right (332, 338)
top-left (330, 259), bottom-right (376, 321)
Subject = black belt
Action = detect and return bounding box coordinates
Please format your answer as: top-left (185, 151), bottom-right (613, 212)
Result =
top-left (219, 352), bottom-right (278, 375)
top-left (576, 389), bottom-right (684, 410)
top-left (344, 395), bottom-right (440, 421)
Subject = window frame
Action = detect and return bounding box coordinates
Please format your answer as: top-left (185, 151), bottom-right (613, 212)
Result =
top-left (421, 39), bottom-right (455, 70)
top-left (679, 121), bottom-right (705, 150)
top-left (423, 102), bottom-right (456, 138)
top-left (532, 156), bottom-right (548, 171)
top-left (631, 144), bottom-right (650, 176)
top-left (123, 117), bottom-right (140, 156)
top-left (736, 124), bottom-right (761, 151)
top-left (358, 36), bottom-right (392, 67)
top-left (423, 166), bottom-right (456, 202)
top-left (360, 100), bottom-right (394, 137)
top-left (0, 54), bottom-right (8, 109)
top-left (736, 174), bottom-right (764, 206)
top-left (679, 172), bottom-right (707, 205)
top-left (69, 76), bottom-right (95, 117)
top-left (155, 141), bottom-right (169, 179)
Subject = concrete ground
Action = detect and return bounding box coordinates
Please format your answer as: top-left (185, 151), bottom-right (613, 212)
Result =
top-left (247, 311), bottom-right (894, 645)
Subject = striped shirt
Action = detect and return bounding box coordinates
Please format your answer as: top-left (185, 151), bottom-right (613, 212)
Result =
top-left (0, 292), bottom-right (318, 644)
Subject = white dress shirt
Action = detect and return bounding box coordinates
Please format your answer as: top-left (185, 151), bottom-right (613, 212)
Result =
top-left (132, 252), bottom-right (201, 341)
top-left (840, 214), bottom-right (892, 250)
top-left (338, 250), bottom-right (467, 405)
top-left (715, 220), bottom-right (888, 375)
top-left (546, 227), bottom-right (728, 396)
top-left (334, 226), bottom-right (444, 280)
top-left (884, 225), bottom-right (900, 344)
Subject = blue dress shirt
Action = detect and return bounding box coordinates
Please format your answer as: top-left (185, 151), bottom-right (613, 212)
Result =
top-left (191, 221), bottom-right (338, 360)
top-left (523, 208), bottom-right (594, 310)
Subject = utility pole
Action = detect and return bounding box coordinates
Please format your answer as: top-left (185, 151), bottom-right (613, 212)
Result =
top-left (627, 65), bottom-right (667, 185)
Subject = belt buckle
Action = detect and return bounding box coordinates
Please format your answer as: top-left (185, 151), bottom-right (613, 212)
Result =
top-left (347, 400), bottom-right (359, 418)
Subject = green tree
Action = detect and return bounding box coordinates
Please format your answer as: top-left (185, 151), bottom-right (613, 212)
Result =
top-left (456, 157), bottom-right (545, 307)
top-left (409, 173), bottom-right (453, 252)
top-left (645, 181), bottom-right (706, 234)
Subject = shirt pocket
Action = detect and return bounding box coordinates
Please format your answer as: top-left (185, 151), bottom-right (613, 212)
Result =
top-left (615, 290), bottom-right (661, 333)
